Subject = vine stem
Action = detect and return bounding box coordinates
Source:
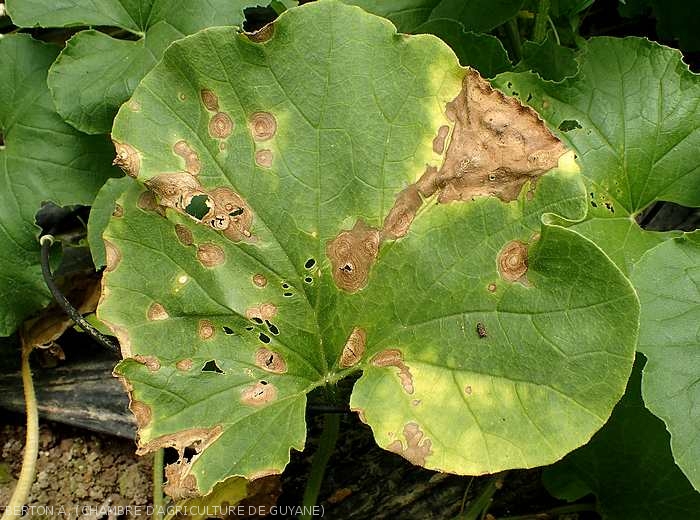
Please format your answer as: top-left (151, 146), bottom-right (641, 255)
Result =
top-left (152, 449), bottom-right (165, 520)
top-left (505, 19), bottom-right (522, 61)
top-left (453, 472), bottom-right (508, 520)
top-left (534, 0), bottom-right (551, 42)
top-left (300, 413), bottom-right (340, 520)
top-left (1, 347), bottom-right (39, 519)
top-left (497, 502), bottom-right (597, 519)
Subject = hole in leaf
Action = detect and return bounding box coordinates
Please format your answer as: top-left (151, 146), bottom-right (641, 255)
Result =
top-left (340, 264), bottom-right (353, 273)
top-left (260, 380), bottom-right (268, 385)
top-left (243, 5), bottom-right (277, 32)
top-left (304, 276), bottom-right (313, 284)
top-left (265, 320), bottom-right (279, 335)
top-left (304, 258), bottom-right (316, 269)
top-left (251, 317), bottom-right (263, 324)
top-left (526, 93), bottom-right (532, 102)
top-left (283, 292), bottom-right (293, 297)
top-left (558, 120), bottom-right (582, 132)
top-left (229, 207), bottom-right (244, 217)
top-left (185, 194), bottom-right (210, 220)
top-left (281, 282), bottom-right (290, 289)
top-left (0, 131), bottom-right (4, 148)
top-left (259, 332), bottom-right (271, 343)
top-left (223, 326), bottom-right (235, 335)
top-left (182, 447), bottom-right (197, 462)
top-left (202, 360), bottom-right (223, 373)
top-left (245, 326), bottom-right (254, 331)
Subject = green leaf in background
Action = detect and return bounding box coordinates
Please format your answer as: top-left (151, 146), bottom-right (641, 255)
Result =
top-left (543, 354), bottom-right (700, 519)
top-left (631, 231), bottom-right (700, 490)
top-left (0, 34), bottom-right (117, 337)
top-left (516, 33), bottom-right (578, 81)
top-left (6, 0), bottom-right (260, 135)
top-left (87, 176), bottom-right (134, 268)
top-left (343, 0), bottom-right (518, 75)
top-left (619, 0), bottom-right (700, 53)
top-left (495, 37), bottom-right (700, 274)
top-left (99, 0), bottom-right (638, 495)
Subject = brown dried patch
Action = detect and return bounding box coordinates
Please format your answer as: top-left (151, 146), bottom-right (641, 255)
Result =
top-left (164, 462), bottom-right (198, 501)
top-left (241, 381), bottom-right (278, 407)
top-left (487, 283), bottom-right (497, 292)
top-left (430, 69), bottom-right (566, 203)
top-left (339, 327), bottom-right (366, 368)
top-left (245, 303), bottom-right (277, 321)
top-left (137, 190), bottom-right (158, 212)
top-left (253, 274), bottom-right (267, 287)
top-left (197, 243), bottom-right (225, 268)
top-left (255, 149), bottom-right (273, 168)
top-left (104, 239), bottom-right (121, 272)
top-left (176, 359), bottom-right (194, 371)
top-left (382, 185), bottom-right (423, 239)
top-left (112, 203), bottom-right (123, 217)
top-left (209, 112), bottom-right (234, 139)
top-left (103, 320), bottom-right (132, 358)
top-left (249, 112), bottom-right (277, 141)
top-left (255, 348), bottom-right (287, 374)
top-left (387, 422), bottom-right (432, 466)
top-left (147, 302), bottom-right (169, 321)
top-left (326, 220), bottom-right (380, 293)
top-left (174, 224), bottom-right (193, 246)
top-left (246, 23), bottom-right (275, 43)
top-left (112, 141), bottom-right (140, 177)
top-left (145, 172), bottom-right (207, 214)
top-left (138, 426), bottom-right (223, 456)
top-left (328, 488), bottom-right (353, 504)
top-left (130, 401), bottom-right (152, 428)
top-left (134, 354), bottom-right (161, 372)
top-left (371, 349), bottom-right (414, 394)
top-left (200, 89), bottom-right (219, 112)
top-left (432, 125), bottom-right (450, 154)
top-left (207, 187), bottom-right (253, 241)
top-left (198, 319), bottom-right (215, 340)
top-left (497, 240), bottom-right (528, 282)
top-left (173, 140), bottom-right (201, 175)
top-left (465, 385), bottom-right (473, 395)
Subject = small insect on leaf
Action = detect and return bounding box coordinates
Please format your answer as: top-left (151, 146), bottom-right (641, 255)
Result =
top-left (476, 322), bottom-right (487, 338)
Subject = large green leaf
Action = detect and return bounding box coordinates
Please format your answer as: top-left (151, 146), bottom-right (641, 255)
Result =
top-left (342, 0), bottom-right (516, 76)
top-left (543, 355), bottom-right (700, 519)
top-left (6, 0), bottom-right (257, 134)
top-left (99, 0), bottom-right (638, 496)
top-left (0, 34), bottom-right (117, 337)
top-left (631, 231), bottom-right (700, 490)
top-left (495, 37), bottom-right (700, 274)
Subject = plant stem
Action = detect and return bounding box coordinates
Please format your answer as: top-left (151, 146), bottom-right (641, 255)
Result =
top-left (534, 0), bottom-right (551, 42)
top-left (453, 473), bottom-right (508, 520)
top-left (300, 413), bottom-right (340, 520)
top-left (505, 19), bottom-right (522, 62)
top-left (152, 449), bottom-right (165, 520)
top-left (497, 502), bottom-right (597, 519)
top-left (1, 348), bottom-right (39, 519)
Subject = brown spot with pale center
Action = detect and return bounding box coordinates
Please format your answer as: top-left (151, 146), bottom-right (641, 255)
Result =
top-left (112, 141), bottom-right (140, 178)
top-left (339, 327), bottom-right (366, 368)
top-left (174, 224), bottom-right (193, 246)
top-left (176, 359), bottom-right (194, 371)
top-left (465, 385), bottom-right (473, 395)
top-left (147, 302), bottom-right (169, 321)
top-left (241, 381), bottom-right (277, 407)
top-left (253, 274), bottom-right (268, 287)
top-left (387, 422), bottom-right (433, 466)
top-left (255, 348), bottom-right (287, 374)
top-left (130, 400), bottom-right (152, 428)
top-left (426, 69), bottom-right (566, 203)
top-left (246, 23), bottom-right (275, 43)
top-left (382, 185), bottom-right (423, 239)
top-left (371, 349), bottom-right (414, 394)
top-left (246, 303), bottom-right (277, 321)
top-left (432, 125), bottom-right (450, 154)
top-left (198, 319), bottom-right (215, 340)
top-left (497, 240), bottom-right (528, 282)
top-left (326, 220), bottom-right (381, 293)
top-left (145, 172), bottom-right (207, 214)
top-left (134, 354), bottom-right (161, 372)
top-left (137, 191), bottom-right (158, 212)
top-left (112, 204), bottom-right (123, 217)
top-left (104, 240), bottom-right (121, 272)
top-left (164, 463), bottom-right (198, 501)
top-left (249, 112), bottom-right (277, 141)
top-left (255, 149), bottom-right (273, 168)
top-left (197, 243), bottom-right (225, 267)
top-left (209, 112), bottom-right (234, 139)
top-left (173, 140), bottom-right (201, 175)
top-left (207, 187), bottom-right (253, 241)
top-left (487, 283), bottom-right (497, 292)
top-left (200, 89), bottom-right (219, 112)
